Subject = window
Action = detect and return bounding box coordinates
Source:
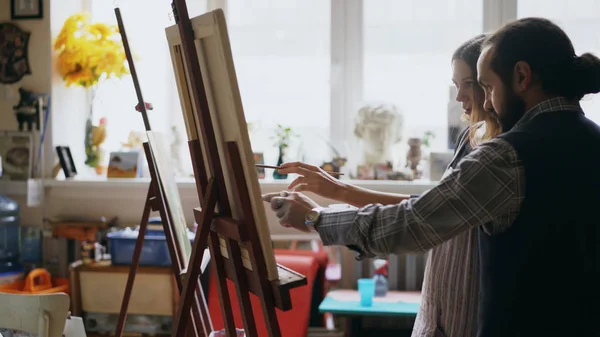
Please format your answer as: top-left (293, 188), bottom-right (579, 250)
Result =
top-left (87, 0), bottom-right (207, 177)
top-left (62, 0), bottom-right (496, 180)
top-left (517, 0), bottom-right (600, 123)
top-left (226, 0), bottom-right (331, 169)
top-left (84, 0), bottom-right (330, 178)
top-left (363, 0), bottom-right (483, 154)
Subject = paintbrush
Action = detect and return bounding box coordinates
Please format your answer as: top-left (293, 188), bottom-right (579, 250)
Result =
top-left (255, 164), bottom-right (344, 176)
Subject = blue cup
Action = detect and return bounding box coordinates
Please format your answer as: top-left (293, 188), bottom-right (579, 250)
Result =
top-left (358, 278), bottom-right (375, 307)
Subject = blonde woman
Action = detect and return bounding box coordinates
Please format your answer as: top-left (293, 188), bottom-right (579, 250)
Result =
top-left (268, 34), bottom-right (500, 337)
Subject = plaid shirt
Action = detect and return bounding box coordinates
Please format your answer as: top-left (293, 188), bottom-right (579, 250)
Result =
top-left (315, 97), bottom-right (582, 337)
top-left (316, 136), bottom-right (523, 257)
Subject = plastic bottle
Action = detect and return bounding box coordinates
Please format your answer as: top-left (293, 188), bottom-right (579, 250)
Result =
top-left (372, 259), bottom-right (389, 297)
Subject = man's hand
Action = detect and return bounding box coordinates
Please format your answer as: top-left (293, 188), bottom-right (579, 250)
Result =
top-left (261, 191), bottom-right (321, 232)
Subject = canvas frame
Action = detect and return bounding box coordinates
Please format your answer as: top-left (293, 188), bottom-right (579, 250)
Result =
top-left (165, 9), bottom-right (278, 280)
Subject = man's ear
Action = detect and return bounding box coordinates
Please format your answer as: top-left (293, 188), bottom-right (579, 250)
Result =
top-left (513, 61), bottom-right (532, 93)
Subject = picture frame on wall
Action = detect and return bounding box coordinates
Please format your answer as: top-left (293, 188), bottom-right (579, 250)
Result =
top-left (0, 131), bottom-right (33, 181)
top-left (106, 151), bottom-right (142, 178)
top-left (11, 0), bottom-right (43, 20)
top-left (56, 146), bottom-right (77, 178)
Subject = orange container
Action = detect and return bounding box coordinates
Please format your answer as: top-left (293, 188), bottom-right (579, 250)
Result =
top-left (0, 268), bottom-right (69, 295)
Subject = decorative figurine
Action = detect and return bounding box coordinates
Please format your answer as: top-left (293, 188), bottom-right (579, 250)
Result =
top-left (12, 87), bottom-right (46, 131)
top-left (373, 259), bottom-right (389, 297)
top-left (406, 137), bottom-right (423, 177)
top-left (320, 139), bottom-right (347, 178)
top-left (354, 103), bottom-right (404, 166)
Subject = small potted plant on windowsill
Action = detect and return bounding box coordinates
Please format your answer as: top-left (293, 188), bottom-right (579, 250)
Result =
top-left (271, 124), bottom-right (298, 179)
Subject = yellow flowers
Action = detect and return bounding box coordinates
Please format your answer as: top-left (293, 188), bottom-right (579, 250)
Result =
top-left (54, 13), bottom-right (129, 88)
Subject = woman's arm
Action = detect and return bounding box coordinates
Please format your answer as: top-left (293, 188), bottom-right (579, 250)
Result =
top-left (338, 184), bottom-right (411, 208)
top-left (336, 126), bottom-right (473, 207)
top-left (277, 162), bottom-right (413, 207)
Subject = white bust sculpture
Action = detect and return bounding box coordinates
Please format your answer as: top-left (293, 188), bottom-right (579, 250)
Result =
top-left (354, 103), bottom-right (404, 166)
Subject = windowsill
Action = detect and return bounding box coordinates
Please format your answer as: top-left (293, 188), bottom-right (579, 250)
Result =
top-left (44, 178), bottom-right (436, 202)
top-left (2, 177), bottom-right (438, 199)
top-left (2, 177), bottom-right (438, 197)
top-left (43, 176), bottom-right (438, 188)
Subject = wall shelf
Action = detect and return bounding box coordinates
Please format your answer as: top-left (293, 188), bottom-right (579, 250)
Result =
top-left (0, 180), bottom-right (28, 196)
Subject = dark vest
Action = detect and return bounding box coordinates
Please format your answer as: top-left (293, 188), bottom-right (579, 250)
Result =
top-left (478, 110), bottom-right (600, 337)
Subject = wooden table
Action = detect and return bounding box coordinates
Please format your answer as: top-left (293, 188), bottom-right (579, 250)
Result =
top-left (319, 290), bottom-right (421, 337)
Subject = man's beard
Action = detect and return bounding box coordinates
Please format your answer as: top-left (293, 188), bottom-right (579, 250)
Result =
top-left (497, 85), bottom-right (527, 133)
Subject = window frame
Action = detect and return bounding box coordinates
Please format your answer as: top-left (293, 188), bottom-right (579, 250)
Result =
top-left (50, 0), bottom-right (517, 185)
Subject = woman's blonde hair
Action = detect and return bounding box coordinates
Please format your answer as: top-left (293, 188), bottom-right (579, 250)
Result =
top-left (452, 34), bottom-right (501, 147)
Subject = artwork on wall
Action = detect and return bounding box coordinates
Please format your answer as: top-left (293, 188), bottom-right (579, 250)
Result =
top-left (0, 131), bottom-right (33, 181)
top-left (0, 23), bottom-right (32, 84)
top-left (11, 0), bottom-right (43, 20)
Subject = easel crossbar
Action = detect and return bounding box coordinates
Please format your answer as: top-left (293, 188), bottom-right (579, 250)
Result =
top-left (190, 208), bottom-right (308, 310)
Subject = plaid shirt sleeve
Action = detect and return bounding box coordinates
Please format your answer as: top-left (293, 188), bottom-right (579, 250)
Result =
top-left (315, 138), bottom-right (524, 259)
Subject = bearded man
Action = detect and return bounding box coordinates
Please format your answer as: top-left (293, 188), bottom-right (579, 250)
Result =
top-left (263, 17), bottom-right (600, 337)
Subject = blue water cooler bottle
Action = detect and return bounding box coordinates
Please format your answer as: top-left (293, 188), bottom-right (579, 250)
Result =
top-left (0, 194), bottom-right (23, 273)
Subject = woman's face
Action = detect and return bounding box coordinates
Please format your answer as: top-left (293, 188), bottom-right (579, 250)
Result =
top-left (452, 59), bottom-right (480, 116)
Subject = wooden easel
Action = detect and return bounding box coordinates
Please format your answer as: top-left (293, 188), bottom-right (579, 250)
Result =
top-left (113, 8), bottom-right (211, 337)
top-left (168, 1), bottom-right (307, 337)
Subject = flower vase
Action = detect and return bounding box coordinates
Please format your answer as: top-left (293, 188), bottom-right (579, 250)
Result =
top-left (273, 146), bottom-right (287, 179)
top-left (84, 113), bottom-right (108, 177)
top-left (84, 115), bottom-right (98, 173)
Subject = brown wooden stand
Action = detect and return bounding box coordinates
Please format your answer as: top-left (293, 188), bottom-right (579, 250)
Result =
top-left (113, 7), bottom-right (212, 337)
top-left (172, 140), bottom-right (308, 337)
top-left (113, 143), bottom-right (212, 337)
top-left (168, 1), bottom-right (307, 337)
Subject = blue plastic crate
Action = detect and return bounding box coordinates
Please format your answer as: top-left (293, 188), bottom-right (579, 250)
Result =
top-left (107, 227), bottom-right (194, 267)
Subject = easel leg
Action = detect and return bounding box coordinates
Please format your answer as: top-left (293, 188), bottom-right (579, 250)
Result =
top-left (115, 186), bottom-right (153, 337)
top-left (209, 232), bottom-right (237, 336)
top-left (226, 240), bottom-right (258, 337)
top-left (173, 179), bottom-right (217, 337)
top-left (246, 242), bottom-right (282, 337)
top-left (224, 142), bottom-right (282, 337)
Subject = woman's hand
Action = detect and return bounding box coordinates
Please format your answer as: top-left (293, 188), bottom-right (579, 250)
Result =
top-left (277, 161), bottom-right (348, 201)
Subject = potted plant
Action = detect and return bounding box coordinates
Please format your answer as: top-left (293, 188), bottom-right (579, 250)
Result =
top-left (422, 130), bottom-right (435, 148)
top-left (271, 124), bottom-right (297, 179)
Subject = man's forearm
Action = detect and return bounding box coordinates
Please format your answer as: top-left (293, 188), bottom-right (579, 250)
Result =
top-left (339, 184), bottom-right (411, 207)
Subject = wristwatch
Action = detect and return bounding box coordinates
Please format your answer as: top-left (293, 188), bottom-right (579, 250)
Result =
top-left (305, 207), bottom-right (326, 232)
